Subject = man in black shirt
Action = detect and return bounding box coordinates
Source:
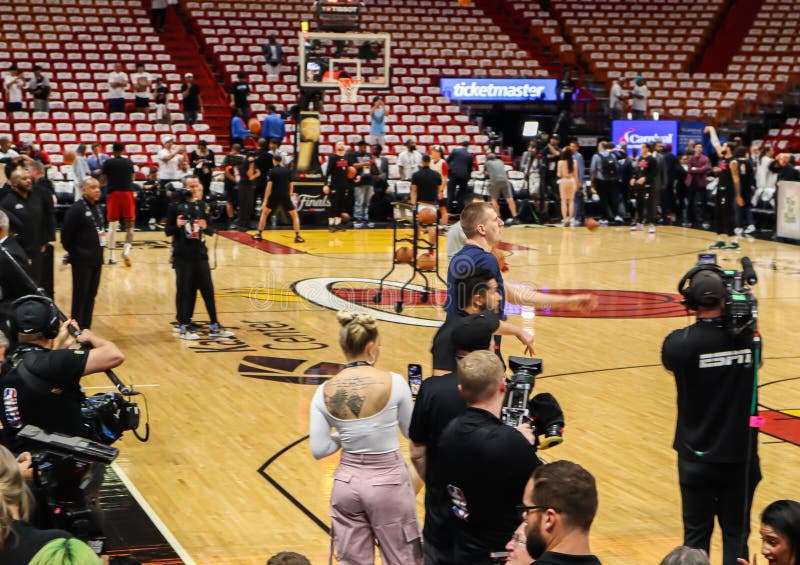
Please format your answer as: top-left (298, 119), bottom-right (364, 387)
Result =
top-left (733, 146), bottom-right (756, 236)
top-left (411, 154), bottom-right (442, 207)
top-left (0, 296), bottom-right (124, 450)
top-left (437, 349), bottom-right (541, 564)
top-left (0, 210), bottom-right (29, 341)
top-left (661, 268), bottom-right (760, 565)
top-left (229, 72), bottom-right (251, 121)
top-left (0, 169), bottom-right (49, 287)
top-left (102, 142), bottom-right (136, 266)
top-left (445, 140), bottom-right (474, 212)
top-left (323, 141), bottom-right (351, 232)
top-left (522, 460), bottom-right (602, 565)
top-left (707, 128), bottom-right (743, 251)
top-left (253, 153), bottom-right (303, 243)
top-left (180, 73), bottom-right (202, 126)
top-left (61, 178), bottom-right (105, 329)
top-left (165, 176), bottom-right (235, 340)
top-left (629, 142), bottom-right (658, 232)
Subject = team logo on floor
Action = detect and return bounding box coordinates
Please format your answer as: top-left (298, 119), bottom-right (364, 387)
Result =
top-left (238, 356), bottom-right (343, 385)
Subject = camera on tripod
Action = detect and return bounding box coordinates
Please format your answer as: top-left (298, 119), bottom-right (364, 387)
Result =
top-left (501, 357), bottom-right (564, 449)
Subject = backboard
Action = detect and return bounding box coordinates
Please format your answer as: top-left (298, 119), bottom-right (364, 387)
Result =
top-left (298, 31), bottom-right (392, 90)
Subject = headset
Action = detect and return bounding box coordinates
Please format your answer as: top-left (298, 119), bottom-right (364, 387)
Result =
top-left (677, 263), bottom-right (728, 311)
top-left (9, 295), bottom-right (60, 339)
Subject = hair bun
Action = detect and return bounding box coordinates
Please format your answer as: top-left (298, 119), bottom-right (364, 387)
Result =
top-left (337, 311), bottom-right (377, 330)
top-left (337, 311), bottom-right (357, 327)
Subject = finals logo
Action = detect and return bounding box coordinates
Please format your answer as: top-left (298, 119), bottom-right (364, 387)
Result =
top-left (238, 356), bottom-right (344, 385)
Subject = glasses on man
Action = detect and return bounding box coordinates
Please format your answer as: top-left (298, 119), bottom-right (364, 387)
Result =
top-left (516, 504), bottom-right (562, 521)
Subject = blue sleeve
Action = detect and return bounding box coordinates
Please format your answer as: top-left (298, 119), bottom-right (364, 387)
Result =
top-left (590, 154), bottom-right (600, 177)
top-left (260, 119), bottom-right (269, 140)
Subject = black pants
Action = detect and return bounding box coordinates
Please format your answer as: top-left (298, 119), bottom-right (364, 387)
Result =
top-left (689, 178), bottom-right (708, 225)
top-left (238, 182), bottom-right (256, 228)
top-left (446, 175), bottom-right (470, 212)
top-left (660, 182), bottom-right (678, 220)
top-left (327, 185), bottom-right (347, 219)
top-left (714, 185), bottom-right (735, 236)
top-left (175, 258), bottom-right (218, 326)
top-left (151, 7), bottom-right (167, 29)
top-left (634, 183), bottom-right (655, 224)
top-left (594, 179), bottom-right (616, 220)
top-left (71, 263), bottom-right (102, 330)
top-left (678, 455), bottom-right (761, 565)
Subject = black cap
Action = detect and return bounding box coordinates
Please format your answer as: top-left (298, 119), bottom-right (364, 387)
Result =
top-left (198, 139), bottom-right (207, 146)
top-left (14, 299), bottom-right (53, 335)
top-left (452, 311), bottom-right (500, 354)
top-left (357, 139), bottom-right (368, 146)
top-left (690, 270), bottom-right (725, 306)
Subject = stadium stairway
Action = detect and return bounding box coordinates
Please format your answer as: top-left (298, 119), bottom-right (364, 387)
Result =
top-left (159, 5), bottom-right (230, 145)
top-left (696, 0), bottom-right (767, 74)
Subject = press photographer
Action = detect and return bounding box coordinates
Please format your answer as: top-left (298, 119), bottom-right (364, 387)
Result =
top-left (661, 255), bottom-right (761, 565)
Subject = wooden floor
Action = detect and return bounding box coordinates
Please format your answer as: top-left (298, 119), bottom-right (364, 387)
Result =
top-left (57, 223), bottom-right (800, 565)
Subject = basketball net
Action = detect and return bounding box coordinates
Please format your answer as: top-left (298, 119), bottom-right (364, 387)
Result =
top-left (337, 77), bottom-right (361, 103)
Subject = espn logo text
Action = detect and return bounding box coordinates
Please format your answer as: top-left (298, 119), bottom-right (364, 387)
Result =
top-left (698, 349), bottom-right (752, 369)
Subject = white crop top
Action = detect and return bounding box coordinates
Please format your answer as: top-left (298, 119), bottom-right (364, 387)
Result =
top-left (309, 371), bottom-right (412, 459)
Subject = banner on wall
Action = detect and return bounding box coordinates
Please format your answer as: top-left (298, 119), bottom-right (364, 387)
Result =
top-left (440, 78), bottom-right (559, 102)
top-left (678, 122), bottom-right (707, 153)
top-left (611, 120), bottom-right (679, 155)
top-left (777, 180), bottom-right (800, 241)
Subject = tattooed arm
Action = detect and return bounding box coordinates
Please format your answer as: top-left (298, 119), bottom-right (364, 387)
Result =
top-left (309, 385), bottom-right (341, 459)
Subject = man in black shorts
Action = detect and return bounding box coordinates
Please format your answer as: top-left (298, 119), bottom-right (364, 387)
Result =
top-left (323, 141), bottom-right (351, 232)
top-left (253, 153), bottom-right (303, 243)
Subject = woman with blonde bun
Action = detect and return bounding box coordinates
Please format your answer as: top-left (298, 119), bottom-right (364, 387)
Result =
top-left (309, 311), bottom-right (421, 565)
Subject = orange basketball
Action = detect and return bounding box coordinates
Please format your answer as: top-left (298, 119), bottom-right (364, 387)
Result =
top-left (395, 246), bottom-right (413, 263)
top-left (417, 252), bottom-right (436, 270)
top-left (340, 212), bottom-right (351, 223)
top-left (346, 166), bottom-right (357, 179)
top-left (62, 150), bottom-right (76, 165)
top-left (248, 117), bottom-right (261, 134)
top-left (418, 207), bottom-right (437, 224)
top-left (585, 217), bottom-right (599, 231)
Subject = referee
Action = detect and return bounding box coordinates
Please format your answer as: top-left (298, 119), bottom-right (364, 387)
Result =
top-left (253, 153), bottom-right (303, 242)
top-left (60, 178), bottom-right (105, 330)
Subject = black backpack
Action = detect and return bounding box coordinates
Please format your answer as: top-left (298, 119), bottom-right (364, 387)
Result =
top-left (600, 153), bottom-right (618, 180)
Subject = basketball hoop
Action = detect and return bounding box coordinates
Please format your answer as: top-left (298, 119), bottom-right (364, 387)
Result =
top-left (337, 77), bottom-right (361, 103)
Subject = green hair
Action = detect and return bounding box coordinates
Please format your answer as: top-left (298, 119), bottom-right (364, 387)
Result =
top-left (28, 538), bottom-right (101, 565)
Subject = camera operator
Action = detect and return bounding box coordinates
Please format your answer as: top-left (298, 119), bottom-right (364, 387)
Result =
top-left (437, 349), bottom-right (542, 564)
top-left (661, 269), bottom-right (761, 565)
top-left (165, 176), bottom-right (235, 340)
top-left (0, 296), bottom-right (124, 450)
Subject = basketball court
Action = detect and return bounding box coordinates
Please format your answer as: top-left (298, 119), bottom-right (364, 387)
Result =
top-left (60, 223), bottom-right (800, 564)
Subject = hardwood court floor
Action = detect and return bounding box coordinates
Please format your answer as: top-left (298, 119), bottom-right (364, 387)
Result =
top-left (54, 223), bottom-right (800, 565)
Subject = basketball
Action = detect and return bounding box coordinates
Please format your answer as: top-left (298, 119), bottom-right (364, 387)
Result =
top-left (62, 150), bottom-right (76, 165)
top-left (346, 166), bottom-right (357, 179)
top-left (395, 246), bottom-right (413, 263)
top-left (417, 252), bottom-right (436, 270)
top-left (585, 218), bottom-right (599, 231)
top-left (340, 212), bottom-right (351, 223)
top-left (248, 117), bottom-right (261, 134)
top-left (418, 207), bottom-right (437, 224)
top-left (492, 248), bottom-right (509, 272)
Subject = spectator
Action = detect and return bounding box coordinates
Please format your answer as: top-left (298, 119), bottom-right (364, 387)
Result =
top-left (368, 143), bottom-right (392, 222)
top-left (350, 140), bottom-right (374, 228)
top-left (72, 144), bottom-right (90, 201)
top-left (230, 108), bottom-right (250, 148)
top-left (521, 460), bottom-right (602, 564)
top-left (569, 140), bottom-right (586, 226)
top-left (738, 500), bottom-right (800, 565)
top-left (152, 76), bottom-right (171, 124)
top-left (685, 144), bottom-right (711, 228)
top-left (557, 147), bottom-right (578, 226)
top-left (151, 0), bottom-right (167, 33)
top-left (3, 64), bottom-right (24, 112)
top-left (309, 311), bottom-right (423, 565)
top-left (180, 73), bottom-right (202, 126)
top-left (609, 79), bottom-right (624, 121)
top-left (484, 152), bottom-right (518, 224)
top-left (0, 136), bottom-right (24, 187)
top-left (589, 141), bottom-right (620, 224)
top-left (263, 33), bottom-right (284, 80)
top-left (769, 153), bottom-right (800, 182)
top-left (260, 105), bottom-right (285, 144)
top-left (86, 143), bottom-right (109, 181)
top-left (542, 134), bottom-right (562, 216)
top-left (156, 135), bottom-right (186, 192)
top-left (26, 65), bottom-right (51, 113)
top-left (29, 537), bottom-right (101, 564)
top-left (661, 547), bottom-right (711, 565)
top-left (229, 72), bottom-right (251, 121)
top-left (130, 62), bottom-right (152, 111)
top-left (505, 521), bottom-right (535, 565)
top-left (630, 76), bottom-right (648, 120)
top-left (106, 63), bottom-right (128, 114)
top-left (755, 146), bottom-right (776, 204)
top-left (267, 552), bottom-right (312, 565)
top-left (189, 139), bottom-right (215, 197)
top-left (0, 445), bottom-right (73, 563)
top-left (520, 141), bottom-right (541, 202)
top-left (447, 139), bottom-right (476, 212)
top-left (397, 139), bottom-right (422, 181)
top-left (369, 95), bottom-right (386, 146)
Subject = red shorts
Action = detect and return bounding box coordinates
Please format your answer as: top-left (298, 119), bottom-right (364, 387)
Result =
top-left (107, 191), bottom-right (136, 222)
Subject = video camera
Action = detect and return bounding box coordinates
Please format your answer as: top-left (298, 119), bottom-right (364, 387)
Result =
top-left (82, 392), bottom-right (141, 445)
top-left (678, 254), bottom-right (759, 335)
top-left (18, 426), bottom-right (119, 554)
top-left (500, 357), bottom-right (564, 449)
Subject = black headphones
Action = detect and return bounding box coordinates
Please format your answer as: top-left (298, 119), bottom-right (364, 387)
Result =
top-left (677, 264), bottom-right (727, 311)
top-left (9, 295), bottom-right (60, 339)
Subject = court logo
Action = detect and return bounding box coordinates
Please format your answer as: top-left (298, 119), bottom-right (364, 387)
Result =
top-left (238, 355), bottom-right (344, 385)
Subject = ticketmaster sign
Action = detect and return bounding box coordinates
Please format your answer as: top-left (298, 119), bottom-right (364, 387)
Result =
top-left (440, 78), bottom-right (559, 102)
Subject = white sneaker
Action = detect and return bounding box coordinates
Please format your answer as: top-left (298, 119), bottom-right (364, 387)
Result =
top-left (122, 250), bottom-right (132, 267)
top-left (648, 224), bottom-right (656, 233)
top-left (734, 227), bottom-right (743, 237)
top-left (208, 325), bottom-right (235, 338)
top-left (630, 223), bottom-right (643, 232)
top-left (745, 224), bottom-right (756, 234)
top-left (180, 329), bottom-right (200, 341)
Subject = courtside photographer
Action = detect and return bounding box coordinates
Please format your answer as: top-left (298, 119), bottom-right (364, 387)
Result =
top-left (662, 254), bottom-right (762, 565)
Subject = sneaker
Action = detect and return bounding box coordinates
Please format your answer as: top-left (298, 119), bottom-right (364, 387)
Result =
top-left (734, 227), bottom-right (743, 237)
top-left (613, 215), bottom-right (623, 224)
top-left (179, 327), bottom-right (200, 341)
top-left (172, 324), bottom-right (182, 333)
top-left (208, 324), bottom-right (235, 338)
top-left (366, 222), bottom-right (375, 228)
top-left (709, 240), bottom-right (726, 249)
top-left (724, 241), bottom-right (740, 250)
top-left (294, 234), bottom-right (305, 243)
top-left (744, 224), bottom-right (756, 234)
top-left (599, 219), bottom-right (609, 226)
top-left (630, 223), bottom-right (643, 231)
top-left (505, 217), bottom-right (515, 226)
top-left (681, 221), bottom-right (692, 227)
top-left (252, 232), bottom-right (263, 241)
top-left (353, 222), bottom-right (365, 229)
top-left (108, 258), bottom-right (117, 265)
top-left (122, 251), bottom-right (131, 267)
top-left (648, 224), bottom-right (656, 233)
top-left (328, 225), bottom-right (337, 232)
top-left (228, 222), bottom-right (239, 231)
top-left (701, 222), bottom-right (711, 230)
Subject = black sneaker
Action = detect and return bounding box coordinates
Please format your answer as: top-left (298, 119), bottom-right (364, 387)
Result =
top-left (294, 234), bottom-right (305, 243)
top-left (252, 232), bottom-right (263, 241)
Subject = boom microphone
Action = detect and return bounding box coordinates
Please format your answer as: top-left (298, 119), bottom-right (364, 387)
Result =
top-left (741, 257), bottom-right (758, 286)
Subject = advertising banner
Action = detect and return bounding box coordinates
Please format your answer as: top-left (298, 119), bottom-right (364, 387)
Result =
top-left (679, 122), bottom-right (707, 153)
top-left (611, 120), bottom-right (679, 155)
top-left (440, 78), bottom-right (559, 102)
top-left (777, 180), bottom-right (800, 241)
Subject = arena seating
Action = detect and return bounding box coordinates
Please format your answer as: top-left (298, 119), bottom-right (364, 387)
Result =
top-left (0, 0), bottom-right (219, 176)
top-left (183, 0), bottom-right (558, 158)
